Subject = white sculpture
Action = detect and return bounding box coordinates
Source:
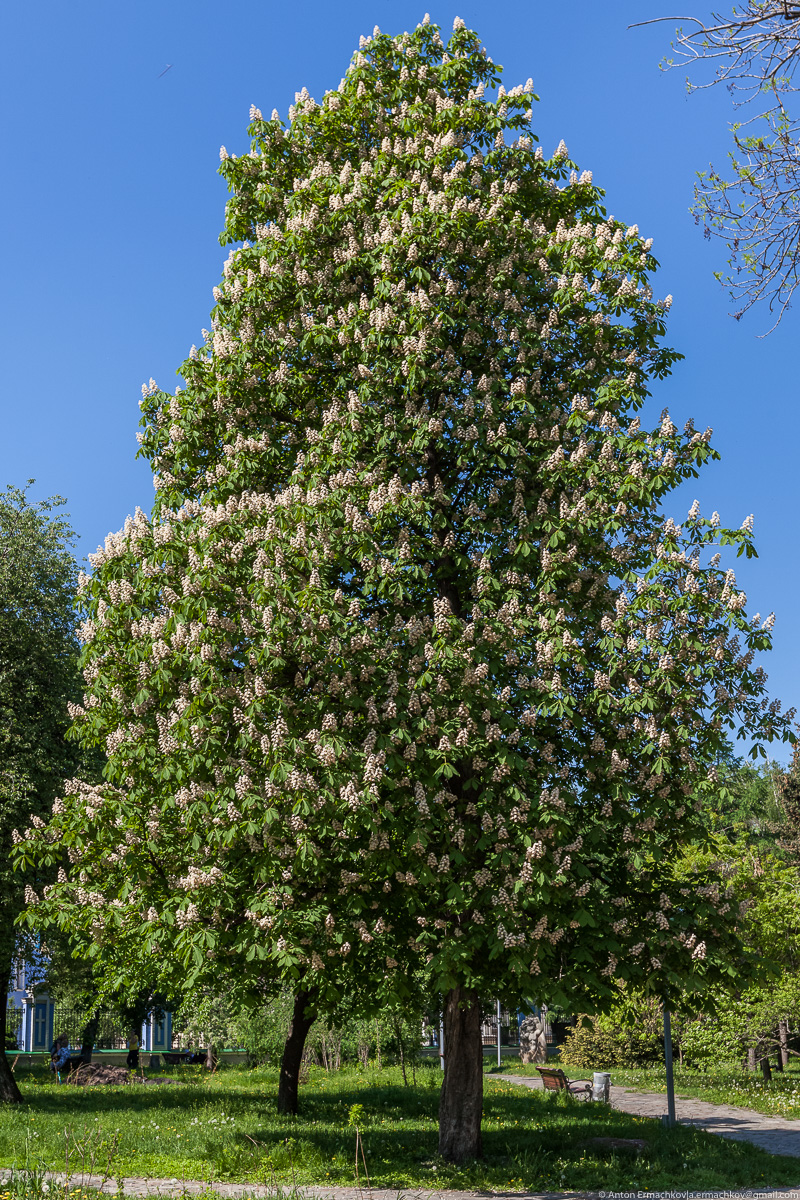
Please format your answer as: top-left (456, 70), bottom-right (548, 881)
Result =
top-left (519, 1014), bottom-right (548, 1064)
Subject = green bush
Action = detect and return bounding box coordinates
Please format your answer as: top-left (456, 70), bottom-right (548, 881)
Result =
top-left (560, 1007), bottom-right (664, 1070)
top-left (559, 987), bottom-right (798, 1073)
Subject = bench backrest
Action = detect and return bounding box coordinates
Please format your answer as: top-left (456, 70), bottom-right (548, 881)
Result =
top-left (536, 1067), bottom-right (568, 1091)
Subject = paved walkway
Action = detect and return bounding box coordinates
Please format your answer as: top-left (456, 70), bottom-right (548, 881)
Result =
top-left (4, 1176), bottom-right (800, 1200)
top-left (501, 1070), bottom-right (800, 1157)
top-left (0, 1174), bottom-right (603, 1200)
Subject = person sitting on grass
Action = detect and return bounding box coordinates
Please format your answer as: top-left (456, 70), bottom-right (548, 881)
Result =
top-left (50, 1034), bottom-right (81, 1076)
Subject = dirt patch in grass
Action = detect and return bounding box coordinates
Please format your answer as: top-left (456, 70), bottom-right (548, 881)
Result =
top-left (67, 1064), bottom-right (179, 1087)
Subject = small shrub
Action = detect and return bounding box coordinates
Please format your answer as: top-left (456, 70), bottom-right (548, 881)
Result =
top-left (560, 1011), bottom-right (663, 1069)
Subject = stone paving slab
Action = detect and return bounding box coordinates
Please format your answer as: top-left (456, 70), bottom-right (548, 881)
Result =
top-left (500, 1071), bottom-right (800, 1158)
top-left (4, 1170), bottom-right (800, 1200)
top-left (0, 1173), bottom-right (594, 1200)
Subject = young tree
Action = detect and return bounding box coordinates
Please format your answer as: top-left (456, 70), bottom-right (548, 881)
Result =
top-left (0, 484), bottom-right (81, 1102)
top-left (640, 3), bottom-right (800, 328)
top-left (672, 837), bottom-right (800, 1072)
top-left (698, 739), bottom-right (784, 852)
top-left (17, 18), bottom-right (793, 1157)
top-left (172, 985), bottom-right (237, 1068)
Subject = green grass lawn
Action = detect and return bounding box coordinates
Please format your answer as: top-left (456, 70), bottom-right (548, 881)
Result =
top-left (3, 1061), bottom-right (800, 1193)
top-left (499, 1059), bottom-right (800, 1120)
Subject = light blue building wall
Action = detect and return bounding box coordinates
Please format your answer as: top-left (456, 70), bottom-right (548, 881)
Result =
top-left (9, 960), bottom-right (54, 1053)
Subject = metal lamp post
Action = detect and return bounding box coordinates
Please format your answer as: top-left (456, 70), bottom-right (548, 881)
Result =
top-left (496, 999), bottom-right (502, 1068)
top-left (663, 1004), bottom-right (676, 1127)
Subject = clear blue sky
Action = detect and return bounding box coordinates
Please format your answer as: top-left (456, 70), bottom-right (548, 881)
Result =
top-left (3, 2), bottom-right (797, 759)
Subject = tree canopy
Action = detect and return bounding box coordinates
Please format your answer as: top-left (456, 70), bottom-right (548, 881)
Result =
top-left (0, 483), bottom-right (81, 1101)
top-left (15, 17), bottom-right (794, 1153)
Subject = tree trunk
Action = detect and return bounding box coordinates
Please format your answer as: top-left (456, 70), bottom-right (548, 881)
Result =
top-left (0, 960), bottom-right (23, 1104)
top-left (747, 1047), bottom-right (757, 1072)
top-left (438, 986), bottom-right (483, 1163)
top-left (760, 1055), bottom-right (772, 1082)
top-left (277, 989), bottom-right (317, 1115)
top-left (205, 1042), bottom-right (218, 1072)
top-left (779, 1020), bottom-right (790, 1069)
top-left (80, 1009), bottom-right (100, 1063)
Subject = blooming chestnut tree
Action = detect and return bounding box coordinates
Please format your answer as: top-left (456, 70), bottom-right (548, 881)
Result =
top-left (16, 17), bottom-right (793, 1159)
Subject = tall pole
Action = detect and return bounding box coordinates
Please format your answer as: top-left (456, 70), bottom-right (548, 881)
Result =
top-left (439, 1011), bottom-right (444, 1071)
top-left (663, 1004), bottom-right (676, 1127)
top-left (496, 998), bottom-right (502, 1069)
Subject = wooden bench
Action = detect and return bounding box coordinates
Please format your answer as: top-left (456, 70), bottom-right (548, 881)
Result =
top-left (535, 1066), bottom-right (593, 1099)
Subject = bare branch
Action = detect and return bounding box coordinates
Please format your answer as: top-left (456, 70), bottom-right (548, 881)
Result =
top-left (663, 4), bottom-right (800, 103)
top-left (628, 17), bottom-right (708, 28)
top-left (645, 4), bottom-right (800, 329)
top-left (695, 99), bottom-right (800, 330)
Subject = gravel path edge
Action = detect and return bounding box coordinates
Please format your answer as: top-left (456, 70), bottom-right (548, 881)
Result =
top-left (3, 1170), bottom-right (800, 1200)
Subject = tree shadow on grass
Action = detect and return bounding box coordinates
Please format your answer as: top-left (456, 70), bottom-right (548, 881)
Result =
top-left (12, 1073), bottom-right (800, 1191)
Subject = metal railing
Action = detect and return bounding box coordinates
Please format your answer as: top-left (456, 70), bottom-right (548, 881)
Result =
top-left (480, 1008), bottom-right (522, 1047)
top-left (6, 1003), bottom-right (22, 1049)
top-left (51, 1006), bottom-right (130, 1051)
top-left (480, 1009), bottom-right (556, 1048)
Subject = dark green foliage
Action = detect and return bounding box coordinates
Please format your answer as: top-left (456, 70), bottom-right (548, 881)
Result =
top-left (777, 744), bottom-right (800, 861)
top-left (0, 484), bottom-right (81, 953)
top-left (0, 483), bottom-right (81, 1099)
top-left (700, 739), bottom-right (784, 853)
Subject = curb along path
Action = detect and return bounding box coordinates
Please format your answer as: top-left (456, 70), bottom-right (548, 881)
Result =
top-left (500, 1070), bottom-right (800, 1157)
top-left (0, 1173), bottom-right (593, 1200)
top-left (5, 1175), bottom-right (800, 1200)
